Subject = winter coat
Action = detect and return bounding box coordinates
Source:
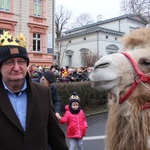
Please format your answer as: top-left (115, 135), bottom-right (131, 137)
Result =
top-left (59, 105), bottom-right (88, 138)
top-left (0, 75), bottom-right (68, 150)
top-left (51, 84), bottom-right (61, 114)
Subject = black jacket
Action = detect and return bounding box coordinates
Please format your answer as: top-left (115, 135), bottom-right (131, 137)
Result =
top-left (51, 84), bottom-right (61, 114)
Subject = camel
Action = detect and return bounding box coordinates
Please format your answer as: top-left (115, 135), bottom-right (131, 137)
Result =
top-left (89, 28), bottom-right (150, 150)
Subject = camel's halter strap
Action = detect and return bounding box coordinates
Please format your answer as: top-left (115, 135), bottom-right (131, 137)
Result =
top-left (119, 52), bottom-right (150, 110)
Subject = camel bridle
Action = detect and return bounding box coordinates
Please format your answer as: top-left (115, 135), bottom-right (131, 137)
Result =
top-left (119, 52), bottom-right (150, 110)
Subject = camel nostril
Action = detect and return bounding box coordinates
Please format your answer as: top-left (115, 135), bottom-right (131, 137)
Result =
top-left (95, 62), bottom-right (109, 69)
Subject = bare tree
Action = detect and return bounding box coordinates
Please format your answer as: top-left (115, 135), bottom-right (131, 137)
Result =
top-left (81, 51), bottom-right (100, 67)
top-left (55, 5), bottom-right (72, 66)
top-left (55, 5), bottom-right (72, 38)
top-left (73, 13), bottom-right (95, 27)
top-left (121, 0), bottom-right (150, 22)
top-left (59, 41), bottom-right (70, 67)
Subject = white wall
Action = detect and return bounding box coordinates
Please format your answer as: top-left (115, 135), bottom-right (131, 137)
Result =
top-left (58, 17), bottom-right (146, 68)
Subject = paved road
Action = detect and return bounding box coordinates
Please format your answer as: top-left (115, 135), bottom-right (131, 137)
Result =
top-left (60, 113), bottom-right (108, 150)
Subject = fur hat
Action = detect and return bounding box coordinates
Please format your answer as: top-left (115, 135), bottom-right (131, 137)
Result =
top-left (69, 92), bottom-right (80, 104)
top-left (43, 71), bottom-right (56, 83)
top-left (0, 32), bottom-right (29, 65)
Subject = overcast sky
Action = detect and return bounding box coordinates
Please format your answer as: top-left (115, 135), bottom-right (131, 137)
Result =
top-left (55, 0), bottom-right (122, 21)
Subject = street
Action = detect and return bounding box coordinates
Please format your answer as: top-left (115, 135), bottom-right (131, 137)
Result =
top-left (60, 113), bottom-right (108, 150)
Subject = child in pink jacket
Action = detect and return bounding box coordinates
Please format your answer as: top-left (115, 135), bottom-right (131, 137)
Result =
top-left (59, 92), bottom-right (88, 150)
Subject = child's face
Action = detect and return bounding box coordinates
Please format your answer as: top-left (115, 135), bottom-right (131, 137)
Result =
top-left (71, 102), bottom-right (79, 110)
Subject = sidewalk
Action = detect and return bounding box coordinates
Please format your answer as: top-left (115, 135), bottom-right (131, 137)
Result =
top-left (84, 105), bottom-right (108, 117)
top-left (85, 109), bottom-right (108, 117)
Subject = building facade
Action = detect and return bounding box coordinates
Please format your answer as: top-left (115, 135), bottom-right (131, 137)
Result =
top-left (0, 0), bottom-right (55, 67)
top-left (56, 14), bottom-right (148, 68)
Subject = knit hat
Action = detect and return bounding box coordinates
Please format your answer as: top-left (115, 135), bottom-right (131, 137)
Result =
top-left (0, 31), bottom-right (29, 65)
top-left (43, 71), bottom-right (56, 83)
top-left (69, 92), bottom-right (81, 114)
top-left (69, 92), bottom-right (80, 104)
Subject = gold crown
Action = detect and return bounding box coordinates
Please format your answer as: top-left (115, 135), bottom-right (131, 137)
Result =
top-left (0, 31), bottom-right (27, 48)
top-left (70, 95), bottom-right (80, 101)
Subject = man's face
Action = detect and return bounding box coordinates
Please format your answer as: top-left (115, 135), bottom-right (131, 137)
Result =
top-left (1, 57), bottom-right (28, 82)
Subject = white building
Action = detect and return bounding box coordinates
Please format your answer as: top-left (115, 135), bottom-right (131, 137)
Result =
top-left (56, 14), bottom-right (148, 68)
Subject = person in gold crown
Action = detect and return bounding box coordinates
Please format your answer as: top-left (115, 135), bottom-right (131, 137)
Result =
top-left (0, 31), bottom-right (68, 150)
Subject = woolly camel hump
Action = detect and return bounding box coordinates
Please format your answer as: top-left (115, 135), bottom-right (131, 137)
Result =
top-left (89, 28), bottom-right (150, 150)
top-left (122, 28), bottom-right (150, 50)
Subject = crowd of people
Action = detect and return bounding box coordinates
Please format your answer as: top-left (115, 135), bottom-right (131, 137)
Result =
top-left (28, 64), bottom-right (93, 83)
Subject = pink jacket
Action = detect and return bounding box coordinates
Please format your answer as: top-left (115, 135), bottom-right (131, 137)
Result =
top-left (59, 105), bottom-right (88, 138)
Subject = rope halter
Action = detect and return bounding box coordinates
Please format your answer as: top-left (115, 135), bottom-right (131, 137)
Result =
top-left (119, 52), bottom-right (150, 110)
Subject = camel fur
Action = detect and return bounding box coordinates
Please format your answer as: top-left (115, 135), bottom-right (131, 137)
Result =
top-left (89, 28), bottom-right (150, 150)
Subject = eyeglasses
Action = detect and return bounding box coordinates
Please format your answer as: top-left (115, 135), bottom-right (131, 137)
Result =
top-left (3, 59), bottom-right (27, 66)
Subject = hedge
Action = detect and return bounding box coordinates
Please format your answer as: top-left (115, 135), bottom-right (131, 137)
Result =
top-left (55, 81), bottom-right (108, 112)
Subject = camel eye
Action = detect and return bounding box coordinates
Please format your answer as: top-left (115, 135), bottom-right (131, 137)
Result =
top-left (140, 61), bottom-right (150, 66)
top-left (139, 59), bottom-right (150, 66)
top-left (95, 62), bottom-right (109, 69)
top-left (141, 61), bottom-right (150, 66)
top-left (144, 61), bottom-right (150, 65)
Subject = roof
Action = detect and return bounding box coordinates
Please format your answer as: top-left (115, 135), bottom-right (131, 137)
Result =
top-left (56, 26), bottom-right (124, 41)
top-left (64, 14), bottom-right (148, 34)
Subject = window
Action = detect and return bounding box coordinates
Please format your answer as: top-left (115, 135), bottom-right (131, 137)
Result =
top-left (66, 50), bottom-right (74, 67)
top-left (54, 55), bottom-right (57, 60)
top-left (33, 0), bottom-right (42, 17)
top-left (0, 29), bottom-right (4, 35)
top-left (0, 0), bottom-right (10, 11)
top-left (0, 29), bottom-right (9, 35)
top-left (81, 51), bottom-right (89, 66)
top-left (106, 44), bottom-right (119, 55)
top-left (107, 52), bottom-right (115, 55)
top-left (68, 55), bottom-right (72, 67)
top-left (33, 33), bottom-right (41, 52)
top-left (81, 52), bottom-right (88, 59)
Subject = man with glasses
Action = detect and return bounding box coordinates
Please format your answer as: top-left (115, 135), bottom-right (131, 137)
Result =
top-left (0, 32), bottom-right (68, 150)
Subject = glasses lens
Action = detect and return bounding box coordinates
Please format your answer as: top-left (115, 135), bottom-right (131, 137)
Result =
top-left (3, 59), bottom-right (27, 66)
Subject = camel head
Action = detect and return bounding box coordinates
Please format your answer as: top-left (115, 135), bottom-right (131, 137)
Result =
top-left (89, 28), bottom-right (150, 104)
top-left (90, 28), bottom-right (150, 150)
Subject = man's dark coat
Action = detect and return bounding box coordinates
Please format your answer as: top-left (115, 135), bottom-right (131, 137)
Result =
top-left (0, 76), bottom-right (68, 150)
